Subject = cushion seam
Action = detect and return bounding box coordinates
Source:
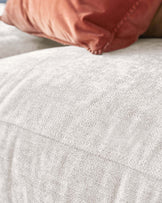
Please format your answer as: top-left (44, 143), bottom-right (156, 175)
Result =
top-left (0, 119), bottom-right (161, 183)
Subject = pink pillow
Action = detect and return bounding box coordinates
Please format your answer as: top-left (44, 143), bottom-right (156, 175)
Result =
top-left (1, 0), bottom-right (161, 54)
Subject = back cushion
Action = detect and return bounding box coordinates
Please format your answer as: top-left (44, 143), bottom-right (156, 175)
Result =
top-left (1, 0), bottom-right (161, 54)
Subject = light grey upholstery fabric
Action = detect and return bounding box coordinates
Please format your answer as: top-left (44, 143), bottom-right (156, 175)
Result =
top-left (0, 39), bottom-right (162, 202)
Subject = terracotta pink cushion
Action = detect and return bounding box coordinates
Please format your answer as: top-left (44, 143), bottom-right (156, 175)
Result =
top-left (1, 0), bottom-right (161, 54)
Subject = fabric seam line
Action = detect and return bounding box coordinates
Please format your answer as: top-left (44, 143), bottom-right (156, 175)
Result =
top-left (0, 119), bottom-right (161, 183)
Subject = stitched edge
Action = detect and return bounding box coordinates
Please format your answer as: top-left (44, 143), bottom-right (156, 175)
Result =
top-left (104, 0), bottom-right (141, 53)
top-left (112, 0), bottom-right (141, 35)
top-left (88, 0), bottom-right (141, 55)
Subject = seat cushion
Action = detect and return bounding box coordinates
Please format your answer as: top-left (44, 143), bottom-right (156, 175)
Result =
top-left (0, 39), bottom-right (162, 202)
top-left (1, 0), bottom-right (161, 54)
